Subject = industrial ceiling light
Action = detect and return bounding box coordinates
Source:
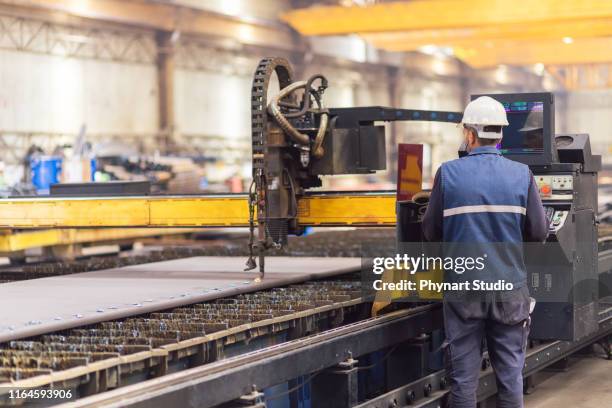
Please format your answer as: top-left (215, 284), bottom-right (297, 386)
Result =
top-left (340, 0), bottom-right (377, 6)
top-left (562, 36), bottom-right (574, 44)
top-left (495, 65), bottom-right (509, 84)
top-left (418, 45), bottom-right (454, 57)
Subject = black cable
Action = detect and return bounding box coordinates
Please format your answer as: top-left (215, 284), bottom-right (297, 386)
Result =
top-left (356, 344), bottom-right (399, 371)
top-left (284, 168), bottom-right (299, 218)
top-left (265, 372), bottom-right (322, 401)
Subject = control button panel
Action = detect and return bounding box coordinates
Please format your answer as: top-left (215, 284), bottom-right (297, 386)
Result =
top-left (535, 174), bottom-right (573, 199)
top-left (535, 175), bottom-right (552, 198)
top-left (551, 175), bottom-right (573, 190)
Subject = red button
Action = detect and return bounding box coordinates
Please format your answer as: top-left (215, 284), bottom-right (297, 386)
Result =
top-left (540, 185), bottom-right (552, 195)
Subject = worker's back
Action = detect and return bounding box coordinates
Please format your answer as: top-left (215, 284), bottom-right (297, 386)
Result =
top-left (439, 146), bottom-right (531, 287)
top-left (424, 96), bottom-right (545, 408)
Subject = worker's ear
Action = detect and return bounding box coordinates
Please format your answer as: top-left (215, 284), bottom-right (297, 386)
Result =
top-left (467, 130), bottom-right (476, 147)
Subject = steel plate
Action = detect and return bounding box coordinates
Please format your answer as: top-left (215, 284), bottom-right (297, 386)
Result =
top-left (0, 257), bottom-right (361, 342)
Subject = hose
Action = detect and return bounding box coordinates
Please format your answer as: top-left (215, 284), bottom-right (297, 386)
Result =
top-left (267, 81), bottom-right (328, 158)
top-left (268, 81), bottom-right (310, 146)
top-left (284, 74), bottom-right (327, 119)
top-left (311, 112), bottom-right (328, 158)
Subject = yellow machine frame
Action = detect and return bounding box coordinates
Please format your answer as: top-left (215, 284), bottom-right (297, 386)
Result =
top-left (0, 228), bottom-right (202, 254)
top-left (0, 193), bottom-right (396, 229)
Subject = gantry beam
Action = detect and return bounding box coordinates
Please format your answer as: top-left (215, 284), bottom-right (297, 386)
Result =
top-left (453, 37), bottom-right (612, 68)
top-left (283, 0), bottom-right (612, 68)
top-left (362, 18), bottom-right (612, 52)
top-left (369, 35), bottom-right (612, 67)
top-left (0, 193), bottom-right (396, 229)
top-left (282, 0), bottom-right (612, 35)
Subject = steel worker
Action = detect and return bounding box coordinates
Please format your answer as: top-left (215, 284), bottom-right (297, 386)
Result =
top-left (422, 96), bottom-right (548, 408)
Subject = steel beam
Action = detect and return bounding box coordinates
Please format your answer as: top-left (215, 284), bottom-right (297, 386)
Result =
top-left (355, 306), bottom-right (612, 408)
top-left (156, 30), bottom-right (176, 152)
top-left (283, 1), bottom-right (612, 35)
top-left (0, 192), bottom-right (396, 228)
top-left (353, 370), bottom-right (447, 408)
top-left (1, 191), bottom-right (602, 231)
top-left (362, 19), bottom-right (612, 51)
top-left (283, 1), bottom-right (612, 68)
top-left (453, 37), bottom-right (612, 68)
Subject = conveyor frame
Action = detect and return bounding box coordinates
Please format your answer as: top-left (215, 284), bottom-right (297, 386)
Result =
top-left (59, 302), bottom-right (612, 408)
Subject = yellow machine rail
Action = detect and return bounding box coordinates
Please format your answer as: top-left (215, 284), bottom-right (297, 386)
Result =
top-left (0, 192), bottom-right (397, 229)
top-left (0, 228), bottom-right (202, 253)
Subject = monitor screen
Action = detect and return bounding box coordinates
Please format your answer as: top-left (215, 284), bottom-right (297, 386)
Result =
top-left (498, 101), bottom-right (544, 155)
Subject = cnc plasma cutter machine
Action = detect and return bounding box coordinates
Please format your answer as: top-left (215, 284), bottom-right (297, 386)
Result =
top-left (247, 59), bottom-right (601, 341)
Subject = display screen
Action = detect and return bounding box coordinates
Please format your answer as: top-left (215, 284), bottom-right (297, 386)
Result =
top-left (498, 101), bottom-right (544, 155)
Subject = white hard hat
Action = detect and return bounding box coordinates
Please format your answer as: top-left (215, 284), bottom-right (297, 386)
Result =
top-left (461, 96), bottom-right (509, 139)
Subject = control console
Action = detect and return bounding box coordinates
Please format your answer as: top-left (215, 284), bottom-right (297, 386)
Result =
top-left (481, 92), bottom-right (601, 341)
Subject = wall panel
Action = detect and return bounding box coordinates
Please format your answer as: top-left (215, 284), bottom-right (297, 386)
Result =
top-left (0, 50), bottom-right (158, 135)
top-left (174, 68), bottom-right (252, 139)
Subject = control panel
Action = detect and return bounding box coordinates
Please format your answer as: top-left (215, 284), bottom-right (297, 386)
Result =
top-left (535, 174), bottom-right (573, 198)
top-left (481, 91), bottom-right (601, 341)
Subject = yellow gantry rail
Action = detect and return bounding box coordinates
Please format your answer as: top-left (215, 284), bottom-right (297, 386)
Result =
top-left (0, 192), bottom-right (397, 229)
top-left (0, 228), bottom-right (202, 253)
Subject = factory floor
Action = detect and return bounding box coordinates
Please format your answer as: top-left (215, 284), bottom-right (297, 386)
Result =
top-left (524, 352), bottom-right (611, 408)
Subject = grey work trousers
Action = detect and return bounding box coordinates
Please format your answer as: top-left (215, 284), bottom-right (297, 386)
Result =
top-left (443, 286), bottom-right (531, 408)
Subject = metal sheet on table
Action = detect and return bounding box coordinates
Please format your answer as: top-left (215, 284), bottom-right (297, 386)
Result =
top-left (0, 256), bottom-right (361, 342)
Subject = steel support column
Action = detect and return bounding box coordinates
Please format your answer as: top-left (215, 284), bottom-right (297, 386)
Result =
top-left (387, 66), bottom-right (403, 184)
top-left (156, 31), bottom-right (176, 153)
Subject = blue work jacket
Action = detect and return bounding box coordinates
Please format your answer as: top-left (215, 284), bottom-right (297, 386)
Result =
top-left (422, 146), bottom-right (547, 288)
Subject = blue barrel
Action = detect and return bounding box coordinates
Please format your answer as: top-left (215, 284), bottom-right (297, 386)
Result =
top-left (30, 156), bottom-right (62, 195)
top-left (90, 158), bottom-right (97, 180)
